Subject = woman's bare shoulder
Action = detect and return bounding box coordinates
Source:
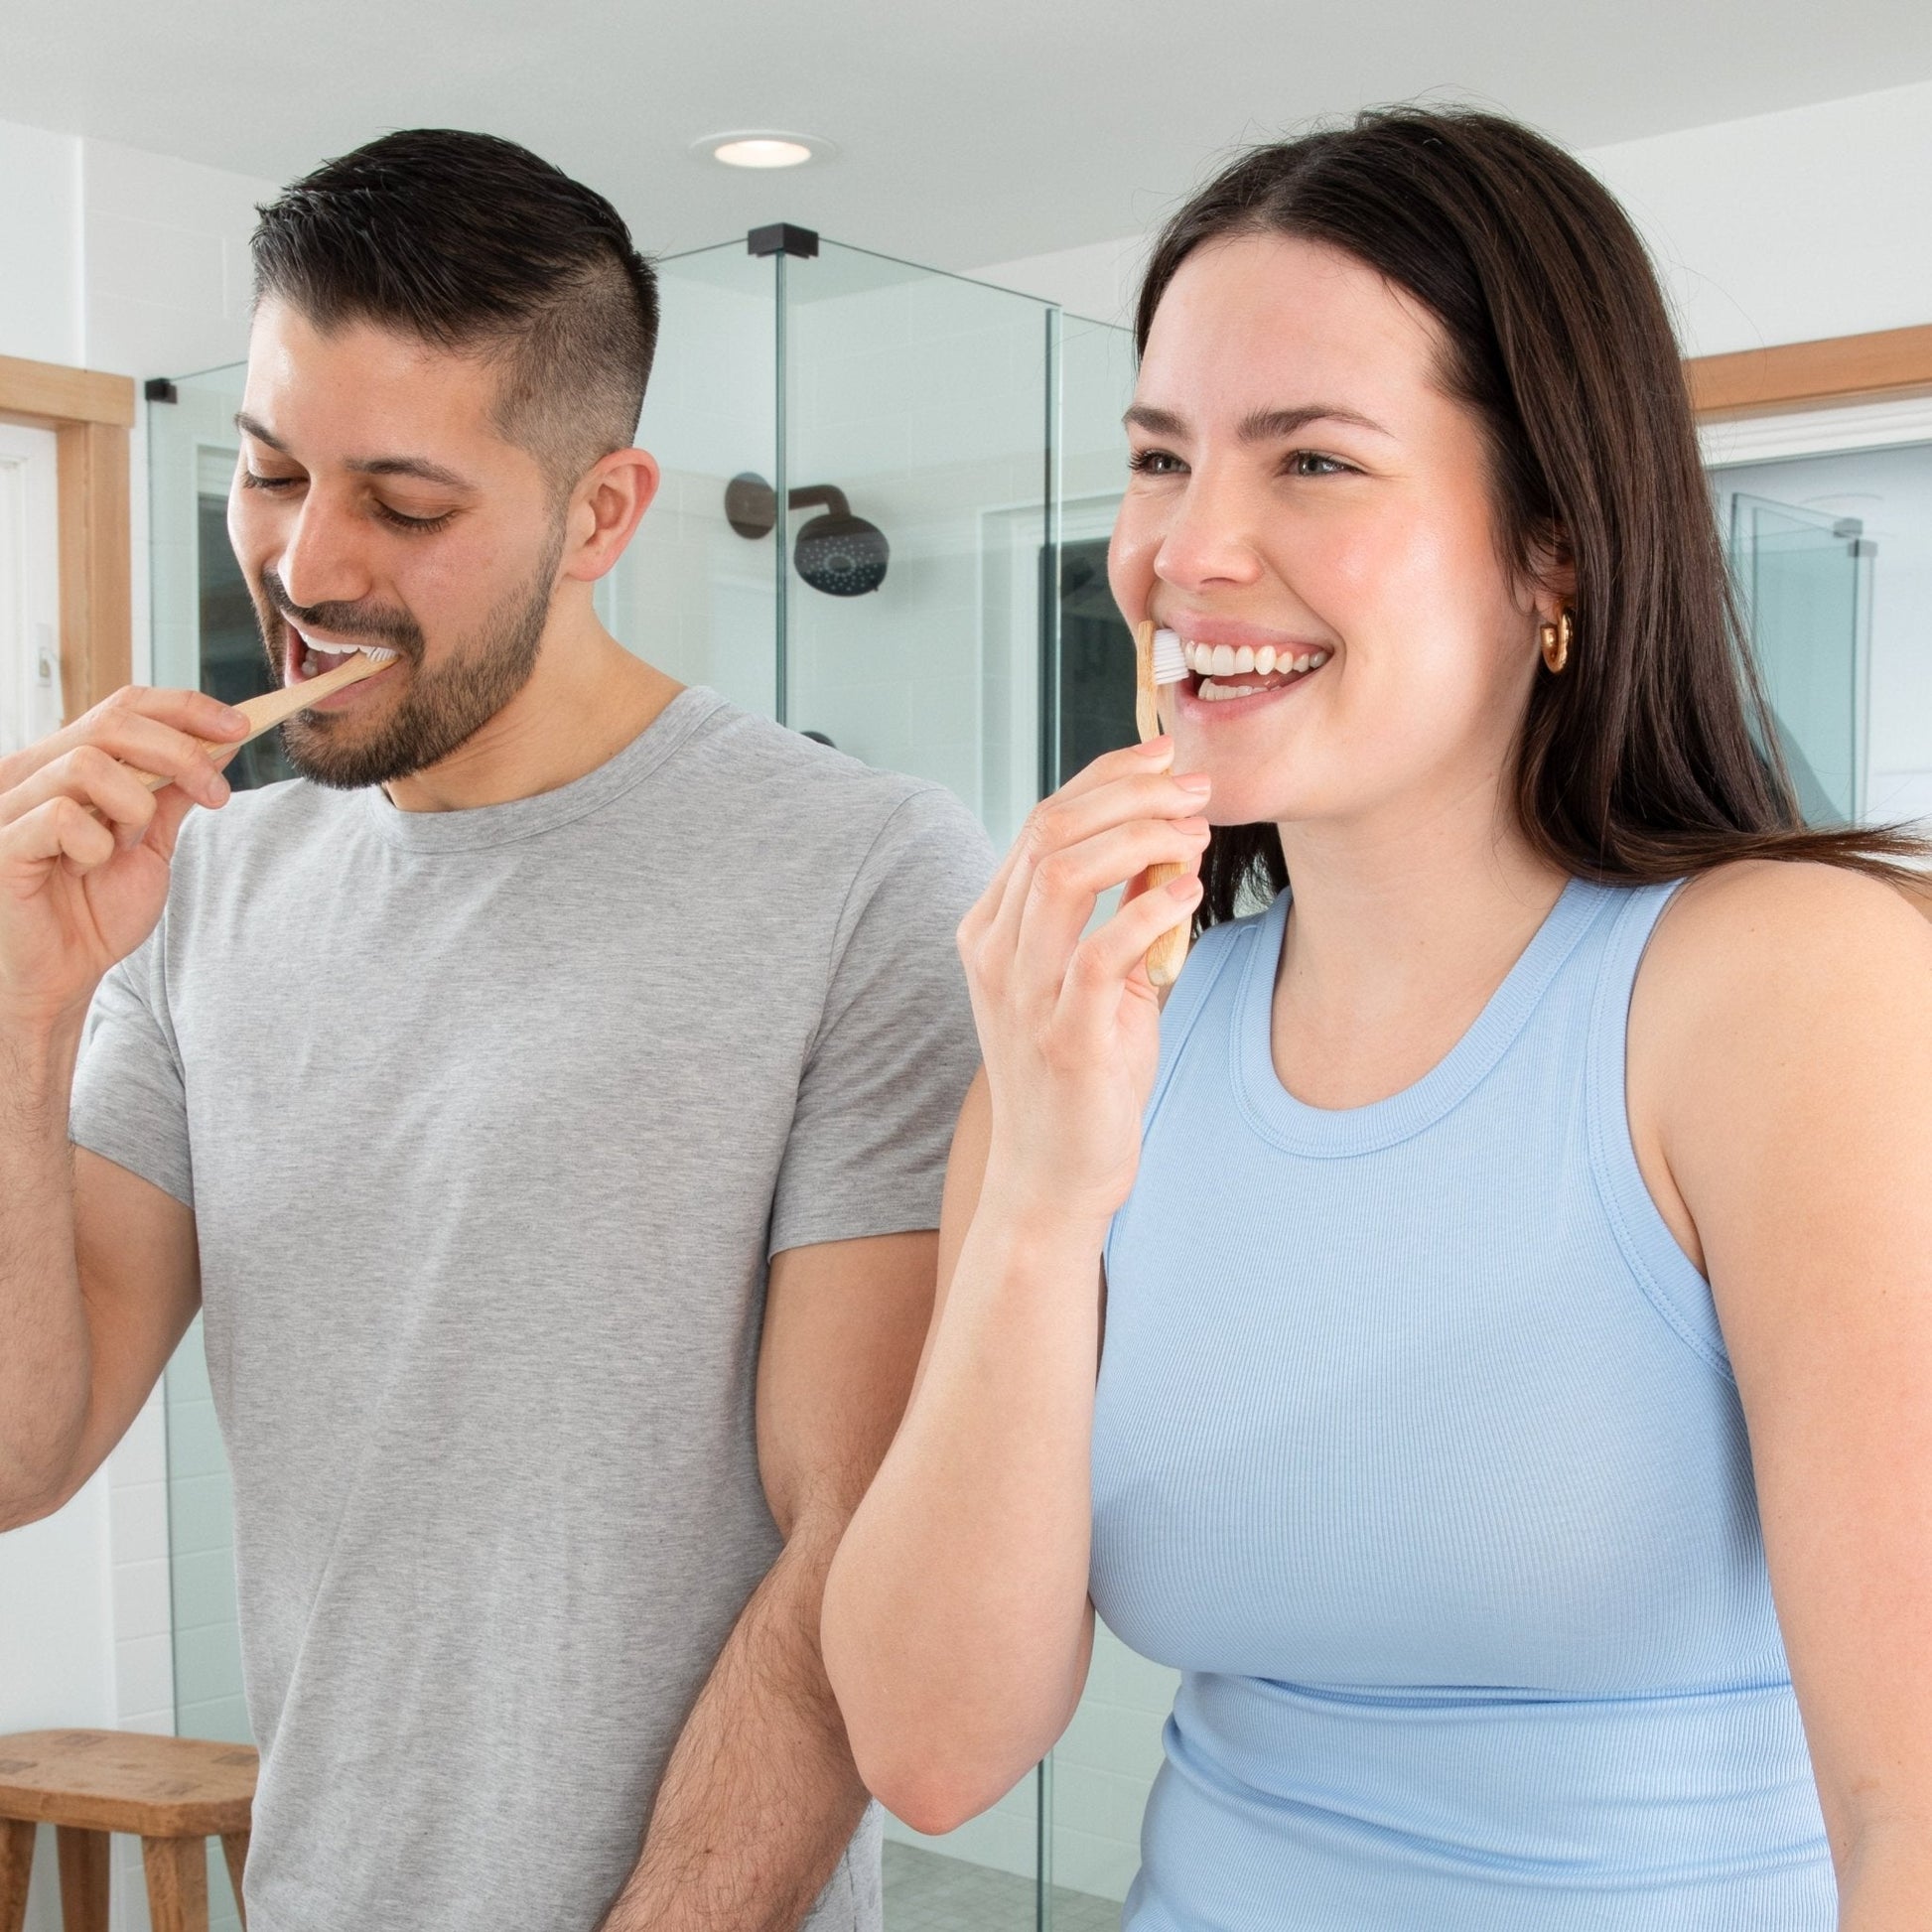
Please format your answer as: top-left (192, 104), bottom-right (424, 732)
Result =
top-left (1646, 858), bottom-right (1932, 994)
top-left (1632, 859), bottom-right (1932, 1115)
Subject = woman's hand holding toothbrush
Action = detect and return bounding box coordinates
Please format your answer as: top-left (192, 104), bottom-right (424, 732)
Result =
top-left (956, 740), bottom-right (1210, 1236)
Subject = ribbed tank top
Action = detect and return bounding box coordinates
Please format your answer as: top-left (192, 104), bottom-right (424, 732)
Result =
top-left (1091, 879), bottom-right (1833, 1929)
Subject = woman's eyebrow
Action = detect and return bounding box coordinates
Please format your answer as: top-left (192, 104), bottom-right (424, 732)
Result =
top-left (1122, 402), bottom-right (1391, 440)
top-left (1239, 404), bottom-right (1391, 442)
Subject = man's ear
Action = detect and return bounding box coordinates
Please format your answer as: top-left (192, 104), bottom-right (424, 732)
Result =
top-left (563, 447), bottom-right (660, 582)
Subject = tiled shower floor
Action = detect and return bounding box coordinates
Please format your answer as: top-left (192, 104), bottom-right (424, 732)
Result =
top-left (883, 1842), bottom-right (1122, 1931)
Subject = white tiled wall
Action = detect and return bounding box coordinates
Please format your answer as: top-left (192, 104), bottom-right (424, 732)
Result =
top-left (1049, 1624), bottom-right (1178, 1903)
top-left (161, 1325), bottom-right (247, 1932)
top-left (104, 1391), bottom-right (176, 1932)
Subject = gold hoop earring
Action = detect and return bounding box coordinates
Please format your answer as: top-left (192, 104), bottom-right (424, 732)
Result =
top-left (1540, 608), bottom-right (1573, 674)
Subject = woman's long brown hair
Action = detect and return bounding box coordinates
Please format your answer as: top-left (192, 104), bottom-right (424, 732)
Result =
top-left (1135, 108), bottom-right (1926, 926)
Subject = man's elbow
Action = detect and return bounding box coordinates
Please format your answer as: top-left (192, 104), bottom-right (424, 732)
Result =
top-left (0, 1415), bottom-right (90, 1534)
top-left (0, 1457), bottom-right (80, 1535)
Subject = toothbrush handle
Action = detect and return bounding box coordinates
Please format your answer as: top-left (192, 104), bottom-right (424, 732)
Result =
top-left (1143, 861), bottom-right (1193, 988)
top-left (126, 656), bottom-right (383, 790)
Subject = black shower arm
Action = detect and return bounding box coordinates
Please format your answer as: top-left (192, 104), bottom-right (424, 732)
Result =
top-left (787, 484), bottom-right (852, 518)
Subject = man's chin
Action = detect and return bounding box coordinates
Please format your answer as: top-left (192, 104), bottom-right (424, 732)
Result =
top-left (280, 719), bottom-right (423, 791)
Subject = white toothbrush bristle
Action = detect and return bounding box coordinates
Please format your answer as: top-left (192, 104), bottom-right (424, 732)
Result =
top-left (1151, 627), bottom-right (1187, 684)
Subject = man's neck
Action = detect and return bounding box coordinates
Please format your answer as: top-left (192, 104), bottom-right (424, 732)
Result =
top-left (384, 613), bottom-right (683, 814)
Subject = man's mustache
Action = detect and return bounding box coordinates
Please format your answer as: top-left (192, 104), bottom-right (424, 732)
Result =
top-left (259, 568), bottom-right (424, 656)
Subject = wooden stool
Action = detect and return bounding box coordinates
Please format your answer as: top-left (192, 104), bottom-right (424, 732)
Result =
top-left (0, 1730), bottom-right (256, 1932)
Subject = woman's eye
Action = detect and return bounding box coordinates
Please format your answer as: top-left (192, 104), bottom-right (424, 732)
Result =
top-left (1289, 450), bottom-right (1350, 478)
top-left (241, 472), bottom-right (301, 492)
top-left (1128, 448), bottom-right (1185, 477)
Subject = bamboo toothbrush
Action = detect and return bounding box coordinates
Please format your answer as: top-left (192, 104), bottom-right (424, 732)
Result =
top-left (128, 651), bottom-right (394, 791)
top-left (1134, 619), bottom-right (1193, 987)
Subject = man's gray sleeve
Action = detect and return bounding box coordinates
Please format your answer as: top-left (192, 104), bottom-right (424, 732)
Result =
top-left (767, 783), bottom-right (995, 1257)
top-left (69, 935), bottom-right (196, 1209)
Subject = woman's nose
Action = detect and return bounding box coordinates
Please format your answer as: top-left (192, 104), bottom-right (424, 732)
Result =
top-left (1153, 472), bottom-right (1266, 593)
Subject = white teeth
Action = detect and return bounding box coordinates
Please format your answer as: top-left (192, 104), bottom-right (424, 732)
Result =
top-left (1180, 639), bottom-right (1330, 686)
top-left (299, 632), bottom-right (397, 670)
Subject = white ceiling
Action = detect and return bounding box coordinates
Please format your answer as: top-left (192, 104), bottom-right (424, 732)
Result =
top-left (7, 0), bottom-right (1932, 272)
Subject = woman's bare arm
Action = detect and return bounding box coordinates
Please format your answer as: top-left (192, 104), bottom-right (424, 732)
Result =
top-left (821, 743), bottom-right (1209, 1833)
top-left (1634, 861), bottom-right (1932, 1929)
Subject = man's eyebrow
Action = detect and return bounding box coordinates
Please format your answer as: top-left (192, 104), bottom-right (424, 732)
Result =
top-left (233, 412), bottom-right (475, 490)
top-left (1122, 402), bottom-right (1392, 441)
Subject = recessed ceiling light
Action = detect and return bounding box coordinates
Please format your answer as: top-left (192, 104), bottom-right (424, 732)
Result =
top-left (694, 131), bottom-right (833, 170)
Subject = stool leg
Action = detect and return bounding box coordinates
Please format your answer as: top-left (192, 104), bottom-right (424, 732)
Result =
top-left (218, 1832), bottom-right (248, 1928)
top-left (54, 1828), bottom-right (109, 1932)
top-left (0, 1820), bottom-right (34, 1932)
top-left (141, 1837), bottom-right (208, 1932)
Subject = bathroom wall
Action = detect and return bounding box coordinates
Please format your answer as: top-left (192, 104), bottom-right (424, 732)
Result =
top-left (973, 74), bottom-right (1932, 359)
top-left (0, 118), bottom-right (82, 366)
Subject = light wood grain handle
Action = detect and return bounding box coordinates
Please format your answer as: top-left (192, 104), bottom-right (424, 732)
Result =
top-left (1133, 620), bottom-right (1160, 744)
top-left (1144, 860), bottom-right (1192, 987)
top-left (127, 655), bottom-right (388, 790)
top-left (1131, 619), bottom-right (1190, 985)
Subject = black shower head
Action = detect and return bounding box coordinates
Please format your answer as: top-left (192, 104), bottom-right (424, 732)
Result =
top-left (722, 475), bottom-right (890, 597)
top-left (792, 490), bottom-right (890, 598)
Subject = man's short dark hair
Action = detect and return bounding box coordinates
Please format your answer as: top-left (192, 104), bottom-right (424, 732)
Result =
top-left (252, 129), bottom-right (658, 487)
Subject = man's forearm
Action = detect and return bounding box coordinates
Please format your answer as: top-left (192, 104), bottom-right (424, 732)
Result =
top-left (0, 1017), bottom-right (90, 1523)
top-left (601, 1510), bottom-right (873, 1932)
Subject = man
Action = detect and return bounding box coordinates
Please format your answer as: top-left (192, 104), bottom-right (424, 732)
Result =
top-left (0, 130), bottom-right (990, 1931)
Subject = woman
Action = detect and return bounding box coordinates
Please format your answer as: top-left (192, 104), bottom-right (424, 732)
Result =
top-left (822, 109), bottom-right (1932, 1928)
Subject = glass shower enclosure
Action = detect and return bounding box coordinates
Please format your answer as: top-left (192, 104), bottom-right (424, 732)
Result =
top-left (145, 231), bottom-right (1154, 1930)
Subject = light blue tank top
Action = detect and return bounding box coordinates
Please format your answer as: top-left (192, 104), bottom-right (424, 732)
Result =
top-left (1092, 879), bottom-right (1833, 1929)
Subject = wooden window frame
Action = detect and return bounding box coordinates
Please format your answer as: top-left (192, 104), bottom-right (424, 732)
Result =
top-left (1686, 322), bottom-right (1932, 421)
top-left (0, 352), bottom-right (135, 725)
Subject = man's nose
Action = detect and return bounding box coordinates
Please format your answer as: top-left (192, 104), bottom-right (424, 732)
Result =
top-left (275, 495), bottom-right (375, 618)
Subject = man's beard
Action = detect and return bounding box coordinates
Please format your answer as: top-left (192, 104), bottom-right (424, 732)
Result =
top-left (253, 529), bottom-right (564, 791)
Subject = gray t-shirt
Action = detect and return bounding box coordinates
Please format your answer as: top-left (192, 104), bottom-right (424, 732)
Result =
top-left (70, 687), bottom-right (992, 1932)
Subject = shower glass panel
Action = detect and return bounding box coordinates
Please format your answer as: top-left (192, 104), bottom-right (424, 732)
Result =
top-left (596, 242), bottom-right (780, 717)
top-left (776, 238), bottom-right (1056, 1930)
top-left (1713, 440), bottom-right (1932, 832)
top-left (1726, 492), bottom-right (1870, 823)
top-left (775, 240), bottom-right (1048, 855)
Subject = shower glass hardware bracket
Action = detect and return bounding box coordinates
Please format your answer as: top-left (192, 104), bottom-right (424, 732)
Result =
top-left (748, 222), bottom-right (820, 259)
